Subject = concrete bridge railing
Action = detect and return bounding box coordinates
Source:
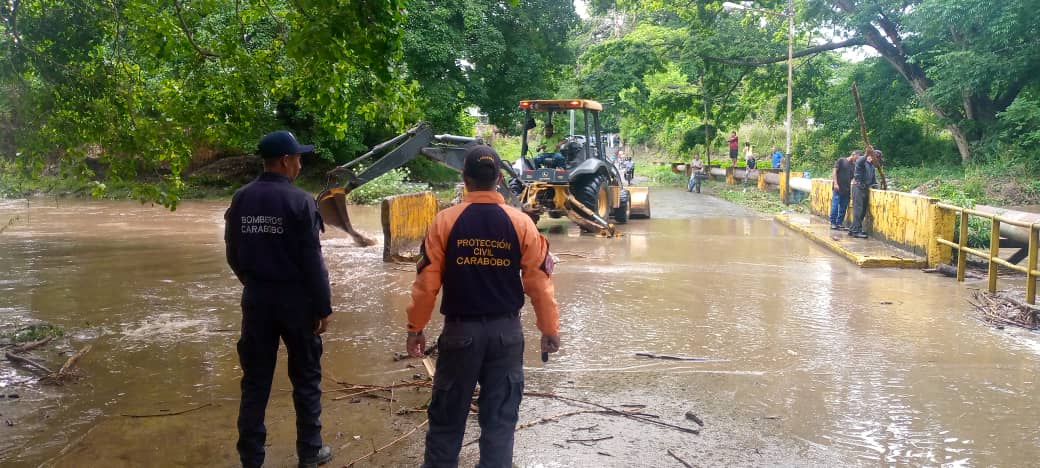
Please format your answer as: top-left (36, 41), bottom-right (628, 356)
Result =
top-left (809, 179), bottom-right (955, 266)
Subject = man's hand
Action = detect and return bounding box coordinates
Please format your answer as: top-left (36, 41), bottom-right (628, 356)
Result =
top-left (407, 334), bottom-right (427, 358)
top-left (314, 316), bottom-right (329, 336)
top-left (833, 181), bottom-right (839, 191)
top-left (540, 334), bottom-right (560, 354)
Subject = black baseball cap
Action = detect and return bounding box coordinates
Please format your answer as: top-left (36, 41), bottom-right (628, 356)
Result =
top-left (258, 130), bottom-right (314, 158)
top-left (462, 144), bottom-right (503, 183)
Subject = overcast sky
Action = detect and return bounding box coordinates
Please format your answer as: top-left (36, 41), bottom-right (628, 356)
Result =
top-left (574, 0), bottom-right (588, 18)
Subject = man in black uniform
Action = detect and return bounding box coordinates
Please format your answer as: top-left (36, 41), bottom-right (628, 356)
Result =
top-left (225, 130), bottom-right (333, 468)
top-left (848, 149), bottom-right (879, 238)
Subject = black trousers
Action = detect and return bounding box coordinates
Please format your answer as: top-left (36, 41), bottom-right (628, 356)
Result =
top-left (850, 184), bottom-right (869, 233)
top-left (423, 316), bottom-right (525, 468)
top-left (236, 286), bottom-right (323, 467)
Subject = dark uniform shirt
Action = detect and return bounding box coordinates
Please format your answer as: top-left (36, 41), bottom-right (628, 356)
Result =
top-left (853, 156), bottom-right (877, 188)
top-left (224, 172), bottom-right (332, 317)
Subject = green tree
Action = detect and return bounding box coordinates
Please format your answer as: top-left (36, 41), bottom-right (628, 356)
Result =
top-left (0, 0), bottom-right (416, 207)
top-left (633, 0), bottom-right (1040, 163)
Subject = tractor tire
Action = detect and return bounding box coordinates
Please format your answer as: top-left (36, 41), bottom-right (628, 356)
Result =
top-left (573, 172), bottom-right (610, 220)
top-left (613, 189), bottom-right (630, 224)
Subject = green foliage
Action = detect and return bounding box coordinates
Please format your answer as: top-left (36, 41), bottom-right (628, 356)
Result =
top-left (0, 0), bottom-right (582, 204)
top-left (635, 161), bottom-right (686, 186)
top-left (3, 323), bottom-right (65, 344)
top-left (346, 169), bottom-right (430, 205)
top-left (806, 59), bottom-right (957, 169)
top-left (707, 180), bottom-right (810, 215)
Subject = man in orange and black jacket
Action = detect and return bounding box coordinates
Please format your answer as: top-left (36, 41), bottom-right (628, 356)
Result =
top-left (405, 144), bottom-right (560, 467)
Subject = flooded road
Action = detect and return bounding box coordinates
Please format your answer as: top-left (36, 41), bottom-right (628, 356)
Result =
top-left (1, 188), bottom-right (1039, 467)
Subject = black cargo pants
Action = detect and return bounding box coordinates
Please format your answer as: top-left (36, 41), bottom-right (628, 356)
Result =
top-left (236, 285), bottom-right (324, 468)
top-left (850, 184), bottom-right (869, 233)
top-left (423, 316), bottom-right (525, 468)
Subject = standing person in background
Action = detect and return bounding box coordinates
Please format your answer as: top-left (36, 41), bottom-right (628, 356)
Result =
top-left (848, 150), bottom-right (879, 238)
top-left (225, 130), bottom-right (334, 468)
top-left (771, 147), bottom-right (783, 169)
top-left (406, 145), bottom-right (561, 467)
top-left (744, 142), bottom-right (756, 183)
top-left (728, 132), bottom-right (739, 167)
top-left (688, 154), bottom-right (705, 193)
top-left (829, 150), bottom-right (859, 230)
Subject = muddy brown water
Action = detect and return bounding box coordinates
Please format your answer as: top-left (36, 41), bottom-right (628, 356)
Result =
top-left (1, 188), bottom-right (1039, 467)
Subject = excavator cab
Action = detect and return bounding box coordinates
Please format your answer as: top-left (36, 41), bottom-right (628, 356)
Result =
top-left (516, 99), bottom-right (650, 230)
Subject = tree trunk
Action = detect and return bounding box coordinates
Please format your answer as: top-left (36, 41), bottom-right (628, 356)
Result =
top-left (948, 123), bottom-right (972, 163)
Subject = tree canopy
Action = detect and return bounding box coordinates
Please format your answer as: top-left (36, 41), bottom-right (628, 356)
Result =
top-left (1, 0), bottom-right (1037, 205)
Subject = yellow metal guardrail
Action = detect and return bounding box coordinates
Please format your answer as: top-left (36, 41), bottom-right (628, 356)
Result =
top-left (935, 203), bottom-right (1040, 304)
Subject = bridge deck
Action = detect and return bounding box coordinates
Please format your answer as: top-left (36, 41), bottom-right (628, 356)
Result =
top-left (776, 212), bottom-right (927, 268)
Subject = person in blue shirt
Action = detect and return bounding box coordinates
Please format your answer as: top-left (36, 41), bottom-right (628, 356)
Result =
top-left (771, 147), bottom-right (783, 169)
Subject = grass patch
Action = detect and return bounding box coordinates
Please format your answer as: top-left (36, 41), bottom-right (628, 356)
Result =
top-left (3, 323), bottom-right (64, 344)
top-left (704, 179), bottom-right (810, 215)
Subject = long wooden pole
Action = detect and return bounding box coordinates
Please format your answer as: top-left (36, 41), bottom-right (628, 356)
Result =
top-left (851, 82), bottom-right (887, 190)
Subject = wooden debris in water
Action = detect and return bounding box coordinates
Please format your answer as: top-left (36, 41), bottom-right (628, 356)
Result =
top-left (969, 291), bottom-right (1038, 330)
top-left (668, 448), bottom-right (695, 468)
top-left (41, 345), bottom-right (92, 385)
top-left (635, 352), bottom-right (712, 361)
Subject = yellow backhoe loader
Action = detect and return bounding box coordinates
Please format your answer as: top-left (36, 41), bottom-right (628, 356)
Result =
top-left (316, 100), bottom-right (649, 260)
top-left (513, 99), bottom-right (650, 233)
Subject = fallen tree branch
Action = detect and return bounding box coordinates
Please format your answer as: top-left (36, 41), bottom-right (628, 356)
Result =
top-left (7, 336), bottom-right (53, 353)
top-left (4, 351), bottom-right (54, 374)
top-left (120, 403), bottom-right (213, 418)
top-left (524, 391), bottom-right (700, 435)
top-left (56, 345), bottom-right (91, 376)
top-left (41, 345), bottom-right (92, 385)
top-left (344, 419), bottom-right (429, 467)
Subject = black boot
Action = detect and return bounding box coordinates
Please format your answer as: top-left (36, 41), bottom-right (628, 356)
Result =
top-left (299, 445), bottom-right (333, 468)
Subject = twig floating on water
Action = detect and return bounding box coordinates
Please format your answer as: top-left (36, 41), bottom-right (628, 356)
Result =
top-left (121, 403), bottom-right (213, 418)
top-left (462, 407), bottom-right (645, 447)
top-left (343, 419), bottom-right (429, 467)
top-left (553, 251), bottom-right (602, 259)
top-left (635, 352), bottom-right (713, 361)
top-left (566, 436), bottom-right (613, 445)
top-left (668, 449), bottom-right (694, 468)
top-left (524, 391), bottom-right (700, 435)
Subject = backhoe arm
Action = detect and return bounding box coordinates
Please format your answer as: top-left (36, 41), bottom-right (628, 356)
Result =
top-left (317, 122), bottom-right (518, 246)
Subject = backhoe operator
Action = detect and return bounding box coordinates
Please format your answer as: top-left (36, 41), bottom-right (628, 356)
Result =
top-left (534, 122), bottom-right (566, 168)
top-left (405, 144), bottom-right (561, 467)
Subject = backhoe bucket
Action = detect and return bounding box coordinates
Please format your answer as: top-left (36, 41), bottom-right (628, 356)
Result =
top-left (316, 188), bottom-right (377, 247)
top-left (628, 186), bottom-right (651, 219)
top-left (381, 192), bottom-right (439, 262)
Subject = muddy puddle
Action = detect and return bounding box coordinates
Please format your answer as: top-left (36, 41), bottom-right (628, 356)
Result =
top-left (1, 188), bottom-right (1039, 467)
